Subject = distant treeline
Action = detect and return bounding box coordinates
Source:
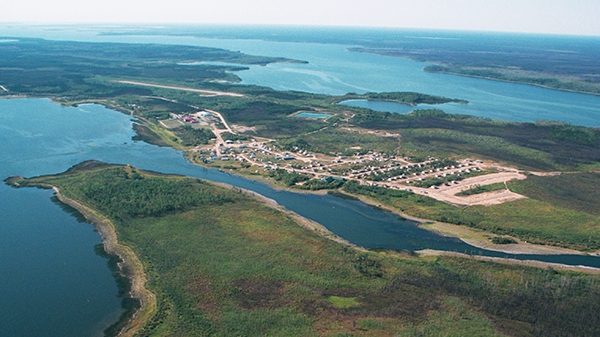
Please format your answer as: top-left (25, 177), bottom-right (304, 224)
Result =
top-left (425, 65), bottom-right (600, 95)
top-left (0, 38), bottom-right (297, 98)
top-left (337, 91), bottom-right (468, 105)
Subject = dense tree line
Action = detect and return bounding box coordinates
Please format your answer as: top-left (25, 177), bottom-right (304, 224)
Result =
top-left (74, 167), bottom-right (233, 220)
top-left (340, 91), bottom-right (468, 105)
top-left (268, 169), bottom-right (310, 187)
top-left (174, 126), bottom-right (215, 146)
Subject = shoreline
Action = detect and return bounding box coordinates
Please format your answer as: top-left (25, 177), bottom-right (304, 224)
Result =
top-left (418, 249), bottom-right (600, 274)
top-left (42, 175), bottom-right (359, 336)
top-left (198, 162), bottom-right (588, 257)
top-left (422, 67), bottom-right (600, 98)
top-left (346, 192), bottom-right (589, 256)
top-left (348, 48), bottom-right (600, 98)
top-left (50, 187), bottom-right (156, 337)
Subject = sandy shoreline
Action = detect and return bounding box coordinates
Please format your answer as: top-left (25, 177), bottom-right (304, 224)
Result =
top-left (324, 189), bottom-right (592, 256)
top-left (418, 249), bottom-right (600, 274)
top-left (49, 178), bottom-right (359, 336)
top-left (51, 187), bottom-right (156, 337)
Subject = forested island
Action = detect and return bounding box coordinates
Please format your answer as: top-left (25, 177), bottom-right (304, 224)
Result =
top-left (3, 36), bottom-right (600, 336)
top-left (350, 46), bottom-right (600, 96)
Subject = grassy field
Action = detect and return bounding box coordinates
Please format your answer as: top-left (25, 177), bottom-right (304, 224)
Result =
top-left (8, 162), bottom-right (600, 337)
top-left (302, 128), bottom-right (401, 156)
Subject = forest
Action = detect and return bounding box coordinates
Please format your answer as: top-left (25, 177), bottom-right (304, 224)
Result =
top-left (0, 38), bottom-right (299, 98)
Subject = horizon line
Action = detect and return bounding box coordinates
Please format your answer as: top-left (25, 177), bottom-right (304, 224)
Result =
top-left (1, 22), bottom-right (599, 38)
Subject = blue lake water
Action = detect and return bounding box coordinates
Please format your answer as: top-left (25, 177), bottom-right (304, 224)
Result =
top-left (295, 112), bottom-right (332, 119)
top-left (2, 25), bottom-right (600, 335)
top-left (338, 99), bottom-right (454, 114)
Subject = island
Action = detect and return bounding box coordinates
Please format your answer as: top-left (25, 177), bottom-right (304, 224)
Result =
top-left (3, 36), bottom-right (600, 336)
top-left (350, 46), bottom-right (600, 96)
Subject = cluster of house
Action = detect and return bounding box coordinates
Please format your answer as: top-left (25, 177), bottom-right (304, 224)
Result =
top-left (169, 111), bottom-right (217, 124)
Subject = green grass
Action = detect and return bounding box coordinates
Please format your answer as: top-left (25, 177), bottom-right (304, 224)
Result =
top-left (398, 297), bottom-right (505, 337)
top-left (326, 296), bottom-right (361, 309)
top-left (509, 173), bottom-right (600, 216)
top-left (302, 128), bottom-right (401, 156)
top-left (491, 237), bottom-right (518, 245)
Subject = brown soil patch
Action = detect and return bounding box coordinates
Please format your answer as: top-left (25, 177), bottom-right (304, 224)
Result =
top-left (233, 278), bottom-right (287, 310)
top-left (418, 171), bottom-right (528, 206)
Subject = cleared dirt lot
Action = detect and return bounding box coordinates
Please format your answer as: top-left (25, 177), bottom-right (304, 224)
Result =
top-left (413, 171), bottom-right (528, 206)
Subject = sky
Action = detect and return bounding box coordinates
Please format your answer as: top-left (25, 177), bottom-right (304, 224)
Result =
top-left (3, 0), bottom-right (600, 36)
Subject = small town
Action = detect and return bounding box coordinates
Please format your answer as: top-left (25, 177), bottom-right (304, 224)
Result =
top-left (163, 108), bottom-right (528, 207)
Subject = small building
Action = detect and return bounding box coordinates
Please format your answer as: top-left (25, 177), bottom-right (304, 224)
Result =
top-left (195, 111), bottom-right (212, 117)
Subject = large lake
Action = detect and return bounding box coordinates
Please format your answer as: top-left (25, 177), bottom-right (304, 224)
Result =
top-left (2, 25), bottom-right (600, 126)
top-left (2, 26), bottom-right (600, 335)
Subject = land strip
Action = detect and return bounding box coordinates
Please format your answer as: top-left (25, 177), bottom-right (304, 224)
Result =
top-left (50, 186), bottom-right (156, 337)
top-left (117, 80), bottom-right (246, 97)
top-left (418, 249), bottom-right (600, 274)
